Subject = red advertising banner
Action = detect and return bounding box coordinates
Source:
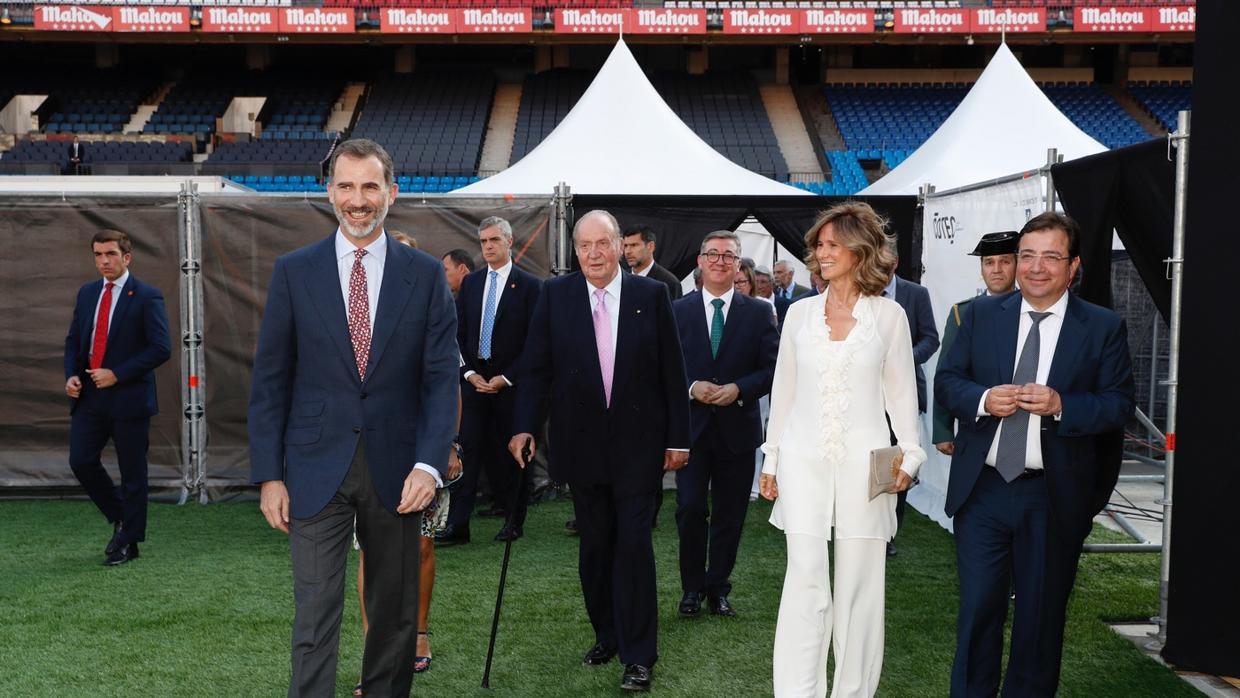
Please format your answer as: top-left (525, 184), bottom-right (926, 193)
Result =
top-left (1073, 7), bottom-right (1152, 32)
top-left (33, 5), bottom-right (114, 31)
top-left (893, 8), bottom-right (970, 34)
top-left (971, 7), bottom-right (1045, 33)
top-left (279, 8), bottom-right (355, 34)
top-left (722, 9), bottom-right (800, 35)
top-left (201, 6), bottom-right (278, 33)
top-left (555, 8), bottom-right (626, 34)
top-left (380, 8), bottom-right (457, 34)
top-left (628, 8), bottom-right (707, 35)
top-left (1149, 6), bottom-right (1195, 32)
top-left (112, 6), bottom-right (189, 32)
top-left (458, 8), bottom-right (532, 33)
top-left (801, 8), bottom-right (874, 34)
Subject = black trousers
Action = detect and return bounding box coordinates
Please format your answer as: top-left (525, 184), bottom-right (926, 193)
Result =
top-left (450, 379), bottom-right (528, 532)
top-left (69, 386), bottom-right (149, 545)
top-left (287, 439), bottom-right (422, 698)
top-left (573, 481), bottom-right (659, 668)
top-left (675, 434), bottom-right (753, 597)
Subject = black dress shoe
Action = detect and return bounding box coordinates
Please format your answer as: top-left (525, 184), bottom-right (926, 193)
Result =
top-left (434, 525), bottom-right (470, 545)
top-left (493, 523), bottom-right (523, 542)
top-left (582, 642), bottom-right (617, 666)
top-left (886, 542), bottom-right (898, 558)
top-left (106, 521), bottom-right (124, 556)
top-left (478, 505), bottom-right (508, 518)
top-left (707, 594), bottom-right (737, 617)
top-left (621, 664), bottom-right (652, 692)
top-left (678, 591), bottom-right (701, 617)
top-left (104, 541), bottom-right (139, 566)
top-left (565, 519), bottom-right (578, 535)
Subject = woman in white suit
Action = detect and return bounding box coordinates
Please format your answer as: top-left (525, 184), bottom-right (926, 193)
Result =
top-left (759, 202), bottom-right (926, 697)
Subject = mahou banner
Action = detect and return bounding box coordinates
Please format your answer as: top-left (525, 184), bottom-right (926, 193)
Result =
top-left (801, 8), bottom-right (874, 34)
top-left (893, 8), bottom-right (970, 34)
top-left (971, 7), bottom-right (1045, 33)
top-left (722, 9), bottom-right (800, 35)
top-left (34, 5), bottom-right (114, 31)
top-left (112, 6), bottom-right (189, 32)
top-left (381, 8), bottom-right (457, 34)
top-left (627, 9), bottom-right (706, 35)
top-left (458, 8), bottom-right (532, 33)
top-left (555, 8), bottom-right (627, 34)
top-left (1073, 7), bottom-right (1151, 32)
top-left (201, 7), bottom-right (278, 33)
top-left (279, 8), bottom-right (355, 34)
top-left (1150, 6), bottom-right (1195, 32)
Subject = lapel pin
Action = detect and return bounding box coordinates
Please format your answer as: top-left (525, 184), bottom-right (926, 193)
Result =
top-left (510, 283), bottom-right (516, 289)
top-left (636, 309), bottom-right (642, 314)
top-left (128, 290), bottom-right (134, 296)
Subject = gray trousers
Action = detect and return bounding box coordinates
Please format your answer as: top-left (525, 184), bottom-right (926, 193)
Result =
top-left (288, 439), bottom-right (423, 698)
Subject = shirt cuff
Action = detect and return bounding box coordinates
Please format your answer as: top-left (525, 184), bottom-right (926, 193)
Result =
top-left (500, 374), bottom-right (512, 388)
top-left (688, 380), bottom-right (699, 399)
top-left (668, 448), bottom-right (689, 453)
top-left (976, 390), bottom-right (991, 418)
top-left (463, 370), bottom-right (477, 380)
top-left (414, 462), bottom-right (443, 488)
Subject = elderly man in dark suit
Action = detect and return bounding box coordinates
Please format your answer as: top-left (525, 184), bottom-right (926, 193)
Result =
top-left (248, 139), bottom-right (459, 697)
top-left (672, 230), bottom-right (778, 618)
top-left (64, 229), bottom-right (171, 566)
top-left (937, 212), bottom-right (1135, 697)
top-left (510, 210), bottom-right (690, 692)
top-left (623, 224), bottom-right (683, 301)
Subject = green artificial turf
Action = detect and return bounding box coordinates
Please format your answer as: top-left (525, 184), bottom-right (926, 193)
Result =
top-left (0, 496), bottom-right (1195, 697)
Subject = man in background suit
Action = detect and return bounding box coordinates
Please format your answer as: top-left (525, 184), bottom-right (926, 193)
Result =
top-left (248, 139), bottom-right (459, 697)
top-left (623, 224), bottom-right (683, 301)
top-left (64, 229), bottom-right (171, 566)
top-left (672, 230), bottom-right (778, 618)
top-left (931, 231), bottom-right (1019, 455)
top-left (440, 216), bottom-right (541, 544)
top-left (937, 212), bottom-right (1135, 697)
top-left (67, 136), bottom-right (86, 175)
top-left (441, 248), bottom-right (475, 297)
top-left (510, 210), bottom-right (690, 692)
top-left (883, 254), bottom-right (940, 555)
top-left (772, 260), bottom-right (808, 301)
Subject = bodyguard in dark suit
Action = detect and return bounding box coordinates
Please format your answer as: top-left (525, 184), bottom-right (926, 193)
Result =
top-left (623, 224), bottom-right (683, 300)
top-left (64, 229), bottom-right (171, 566)
top-left (248, 140), bottom-right (459, 697)
top-left (672, 231), bottom-right (778, 618)
top-left (936, 213), bottom-right (1135, 697)
top-left (510, 210), bottom-right (690, 693)
top-left (442, 216), bottom-right (541, 544)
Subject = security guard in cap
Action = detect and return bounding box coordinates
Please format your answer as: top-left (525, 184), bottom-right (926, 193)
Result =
top-left (931, 231), bottom-right (1019, 455)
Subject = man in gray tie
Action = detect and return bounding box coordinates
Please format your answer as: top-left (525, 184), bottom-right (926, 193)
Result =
top-left (936, 212), bottom-right (1135, 697)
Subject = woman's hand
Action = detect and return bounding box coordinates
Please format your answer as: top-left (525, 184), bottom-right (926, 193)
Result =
top-left (893, 470), bottom-right (914, 493)
top-left (759, 473), bottom-right (779, 501)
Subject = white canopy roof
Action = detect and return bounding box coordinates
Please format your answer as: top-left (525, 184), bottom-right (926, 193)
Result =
top-left (860, 44), bottom-right (1106, 196)
top-left (456, 40), bottom-right (807, 197)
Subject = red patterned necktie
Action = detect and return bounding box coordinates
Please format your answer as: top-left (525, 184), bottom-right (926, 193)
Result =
top-left (90, 282), bottom-right (114, 370)
top-left (347, 249), bottom-right (371, 379)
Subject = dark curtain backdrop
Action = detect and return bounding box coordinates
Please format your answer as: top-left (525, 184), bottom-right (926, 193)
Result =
top-left (1158, 0), bottom-right (1240, 677)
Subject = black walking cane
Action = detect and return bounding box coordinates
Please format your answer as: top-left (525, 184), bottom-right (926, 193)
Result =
top-left (481, 437), bottom-right (532, 689)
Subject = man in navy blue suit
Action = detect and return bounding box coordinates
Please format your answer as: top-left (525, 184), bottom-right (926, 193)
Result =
top-left (248, 139), bottom-right (459, 697)
top-left (439, 215), bottom-right (541, 544)
top-left (672, 231), bottom-right (778, 618)
top-left (509, 210), bottom-right (690, 693)
top-left (936, 212), bottom-right (1135, 697)
top-left (64, 229), bottom-right (170, 566)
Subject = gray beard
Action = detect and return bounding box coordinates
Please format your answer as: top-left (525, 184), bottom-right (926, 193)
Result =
top-left (334, 204), bottom-right (386, 240)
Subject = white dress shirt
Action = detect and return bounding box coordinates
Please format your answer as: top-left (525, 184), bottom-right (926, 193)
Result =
top-left (587, 268), bottom-right (623, 357)
top-left (632, 260), bottom-right (653, 277)
top-left (978, 291), bottom-right (1070, 471)
top-left (463, 258), bottom-right (514, 384)
top-left (90, 269), bottom-right (130, 353)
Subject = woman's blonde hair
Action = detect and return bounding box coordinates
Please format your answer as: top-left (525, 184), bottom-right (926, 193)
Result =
top-left (802, 201), bottom-right (895, 297)
top-left (390, 231), bottom-right (418, 249)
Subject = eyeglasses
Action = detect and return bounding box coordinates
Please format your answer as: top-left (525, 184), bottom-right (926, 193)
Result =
top-left (699, 250), bottom-right (739, 265)
top-left (1017, 251), bottom-right (1072, 266)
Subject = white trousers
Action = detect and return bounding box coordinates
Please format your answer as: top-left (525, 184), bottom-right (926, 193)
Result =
top-left (773, 534), bottom-right (887, 698)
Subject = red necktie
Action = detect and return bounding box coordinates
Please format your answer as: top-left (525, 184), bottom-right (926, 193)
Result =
top-left (347, 250), bottom-right (371, 379)
top-left (90, 282), bottom-right (114, 370)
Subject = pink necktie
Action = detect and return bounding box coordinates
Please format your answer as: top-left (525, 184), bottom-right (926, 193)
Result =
top-left (593, 288), bottom-right (614, 406)
top-left (348, 249), bottom-right (371, 379)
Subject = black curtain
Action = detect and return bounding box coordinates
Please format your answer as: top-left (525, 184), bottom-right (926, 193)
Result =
top-left (1052, 139), bottom-right (1175, 319)
top-left (1159, 0), bottom-right (1240, 677)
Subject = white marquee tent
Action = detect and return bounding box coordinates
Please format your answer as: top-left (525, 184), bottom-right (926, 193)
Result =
top-left (860, 43), bottom-right (1107, 196)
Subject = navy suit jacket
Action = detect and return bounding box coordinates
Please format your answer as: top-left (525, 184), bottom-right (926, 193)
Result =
top-left (456, 263), bottom-right (541, 380)
top-left (64, 275), bottom-right (171, 419)
top-left (936, 291), bottom-right (1135, 542)
top-left (673, 291), bottom-right (778, 455)
top-left (645, 262), bottom-right (684, 301)
top-left (514, 272), bottom-right (691, 496)
top-left (248, 233), bottom-right (460, 519)
top-left (892, 275), bottom-right (940, 412)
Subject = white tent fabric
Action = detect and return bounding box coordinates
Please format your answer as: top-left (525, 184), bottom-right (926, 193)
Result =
top-left (456, 40), bottom-right (808, 197)
top-left (860, 44), bottom-right (1106, 196)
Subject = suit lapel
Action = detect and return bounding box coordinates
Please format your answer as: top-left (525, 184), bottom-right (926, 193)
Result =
top-left (1047, 294), bottom-right (1085, 389)
top-left (304, 235), bottom-right (360, 384)
top-left (609, 274), bottom-right (639, 411)
top-left (366, 237), bottom-right (419, 383)
top-left (996, 293), bottom-right (1022, 384)
top-left (493, 265), bottom-right (520, 323)
top-left (104, 276), bottom-right (137, 352)
top-left (689, 292), bottom-right (713, 362)
top-left (575, 275), bottom-right (608, 409)
top-left (716, 292), bottom-right (746, 360)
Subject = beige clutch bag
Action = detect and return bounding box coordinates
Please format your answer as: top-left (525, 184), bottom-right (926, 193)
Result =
top-left (868, 446), bottom-right (904, 501)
